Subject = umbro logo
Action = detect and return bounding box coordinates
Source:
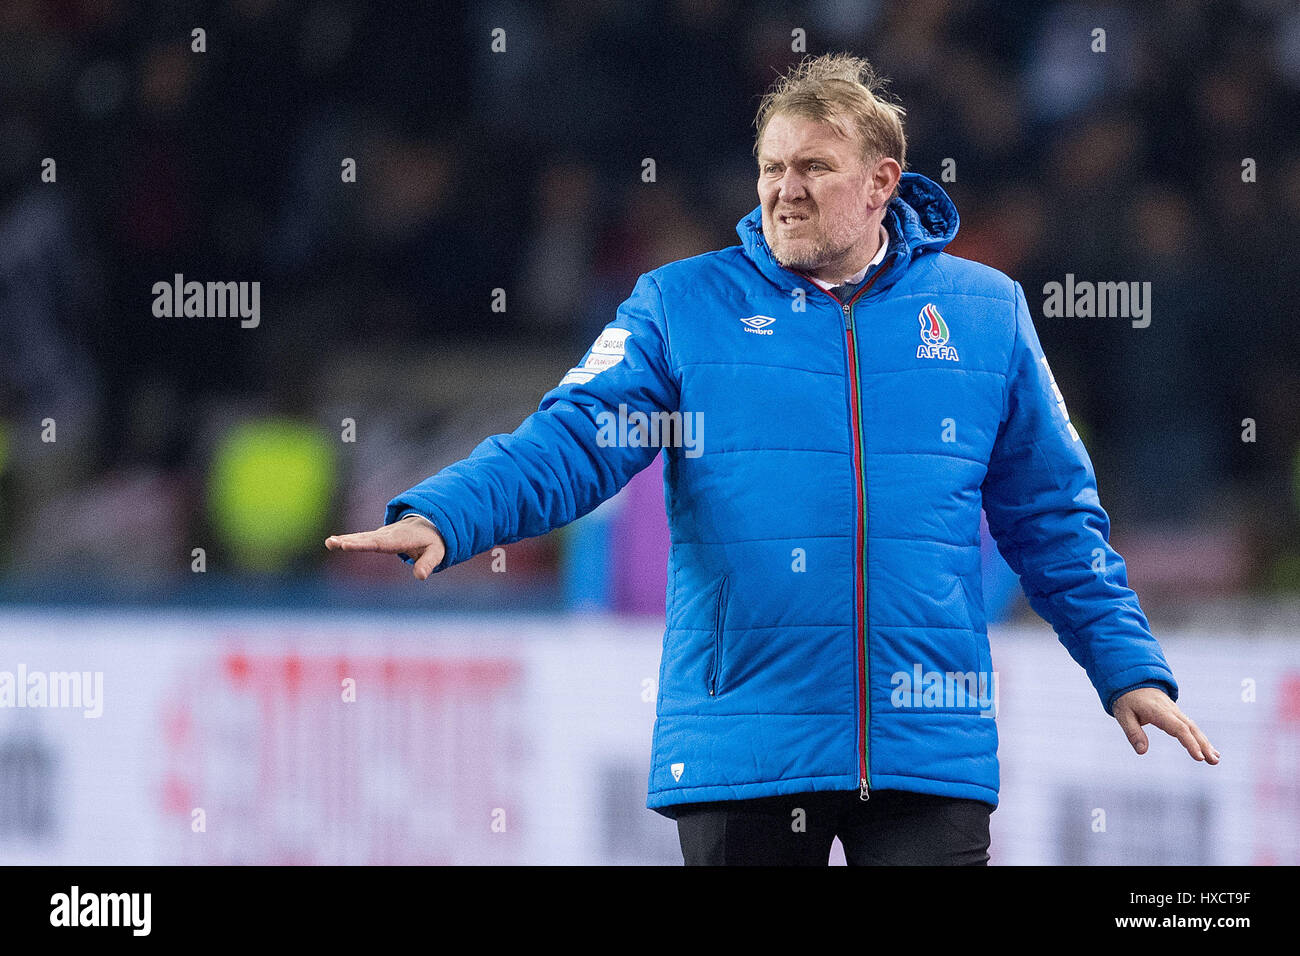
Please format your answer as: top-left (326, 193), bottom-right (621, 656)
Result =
top-left (740, 315), bottom-right (775, 336)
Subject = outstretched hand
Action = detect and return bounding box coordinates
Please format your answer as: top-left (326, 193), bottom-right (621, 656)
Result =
top-left (325, 514), bottom-right (447, 580)
top-left (1113, 687), bottom-right (1219, 764)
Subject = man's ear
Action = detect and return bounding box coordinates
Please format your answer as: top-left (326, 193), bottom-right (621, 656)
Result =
top-left (870, 157), bottom-right (902, 205)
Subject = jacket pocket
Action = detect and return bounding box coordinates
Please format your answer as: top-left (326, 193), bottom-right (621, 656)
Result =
top-left (706, 575), bottom-right (731, 696)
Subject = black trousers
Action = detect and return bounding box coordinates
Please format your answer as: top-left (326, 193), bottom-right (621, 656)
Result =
top-left (675, 788), bottom-right (993, 866)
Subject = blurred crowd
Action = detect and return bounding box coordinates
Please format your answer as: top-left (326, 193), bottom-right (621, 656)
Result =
top-left (1, 0), bottom-right (1298, 614)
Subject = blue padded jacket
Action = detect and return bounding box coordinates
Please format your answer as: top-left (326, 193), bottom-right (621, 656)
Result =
top-left (386, 172), bottom-right (1178, 815)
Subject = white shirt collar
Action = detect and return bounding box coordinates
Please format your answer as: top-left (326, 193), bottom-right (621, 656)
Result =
top-left (808, 224), bottom-right (889, 291)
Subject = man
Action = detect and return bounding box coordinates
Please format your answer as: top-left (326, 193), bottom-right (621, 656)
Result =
top-left (326, 53), bottom-right (1218, 865)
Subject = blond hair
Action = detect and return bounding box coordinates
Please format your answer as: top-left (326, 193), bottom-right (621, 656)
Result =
top-left (754, 53), bottom-right (907, 172)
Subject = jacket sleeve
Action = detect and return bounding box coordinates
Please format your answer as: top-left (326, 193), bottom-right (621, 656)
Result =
top-left (384, 272), bottom-right (679, 572)
top-left (981, 281), bottom-right (1178, 714)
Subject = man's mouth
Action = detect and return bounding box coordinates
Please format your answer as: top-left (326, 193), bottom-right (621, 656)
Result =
top-left (777, 212), bottom-right (810, 226)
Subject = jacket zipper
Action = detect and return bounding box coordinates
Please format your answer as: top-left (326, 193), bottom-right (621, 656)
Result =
top-left (708, 576), bottom-right (729, 696)
top-left (804, 271), bottom-right (881, 802)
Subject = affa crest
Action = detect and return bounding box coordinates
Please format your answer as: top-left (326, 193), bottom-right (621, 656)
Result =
top-left (916, 303), bottom-right (959, 362)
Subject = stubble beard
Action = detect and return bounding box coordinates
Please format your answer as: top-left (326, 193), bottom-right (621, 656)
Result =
top-left (767, 226), bottom-right (844, 273)
top-left (766, 211), bottom-right (873, 276)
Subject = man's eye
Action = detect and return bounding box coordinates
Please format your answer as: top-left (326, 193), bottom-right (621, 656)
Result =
top-left (808, 163), bottom-right (824, 171)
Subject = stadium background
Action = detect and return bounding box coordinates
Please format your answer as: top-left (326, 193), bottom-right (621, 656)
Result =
top-left (1, 0), bottom-right (1297, 864)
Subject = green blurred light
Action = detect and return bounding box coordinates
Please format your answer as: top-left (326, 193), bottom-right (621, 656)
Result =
top-left (208, 418), bottom-right (335, 573)
top-left (1071, 413), bottom-right (1091, 449)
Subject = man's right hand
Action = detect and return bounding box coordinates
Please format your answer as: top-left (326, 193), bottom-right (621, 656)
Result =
top-left (325, 514), bottom-right (447, 580)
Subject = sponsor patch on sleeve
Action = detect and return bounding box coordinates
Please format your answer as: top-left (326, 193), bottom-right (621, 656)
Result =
top-left (559, 328), bottom-right (630, 386)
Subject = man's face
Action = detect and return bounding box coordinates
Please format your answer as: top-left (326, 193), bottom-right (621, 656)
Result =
top-left (757, 112), bottom-right (890, 280)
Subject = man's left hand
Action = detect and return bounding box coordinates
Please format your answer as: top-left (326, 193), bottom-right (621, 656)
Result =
top-left (1113, 687), bottom-right (1220, 764)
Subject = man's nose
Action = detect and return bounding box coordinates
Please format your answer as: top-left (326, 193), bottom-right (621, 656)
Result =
top-left (777, 170), bottom-right (808, 202)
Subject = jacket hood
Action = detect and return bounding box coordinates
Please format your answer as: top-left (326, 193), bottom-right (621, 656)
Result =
top-left (736, 171), bottom-right (960, 294)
